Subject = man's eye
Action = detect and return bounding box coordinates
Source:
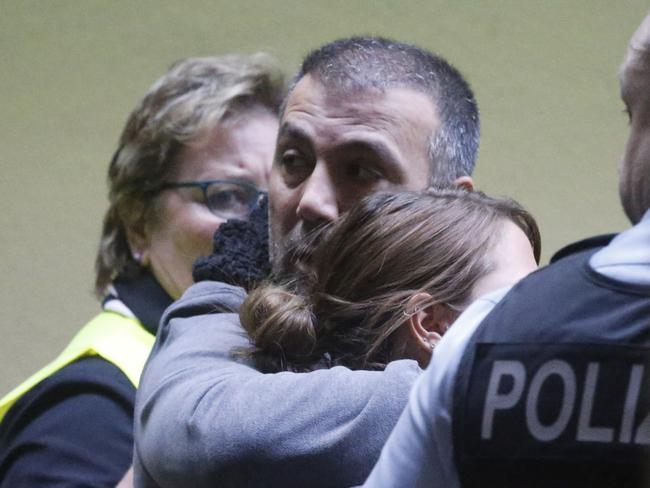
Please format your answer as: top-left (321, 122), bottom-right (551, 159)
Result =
top-left (347, 163), bottom-right (383, 183)
top-left (279, 151), bottom-right (312, 183)
top-left (281, 152), bottom-right (305, 172)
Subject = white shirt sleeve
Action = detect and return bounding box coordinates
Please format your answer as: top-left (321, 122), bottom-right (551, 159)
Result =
top-left (362, 287), bottom-right (510, 488)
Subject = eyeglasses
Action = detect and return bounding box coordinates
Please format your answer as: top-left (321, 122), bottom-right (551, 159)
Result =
top-left (160, 179), bottom-right (263, 220)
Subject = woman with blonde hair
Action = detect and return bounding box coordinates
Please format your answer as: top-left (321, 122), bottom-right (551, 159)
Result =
top-left (240, 188), bottom-right (540, 372)
top-left (0, 54), bottom-right (283, 486)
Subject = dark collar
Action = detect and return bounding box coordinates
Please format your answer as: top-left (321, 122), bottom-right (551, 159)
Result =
top-left (550, 233), bottom-right (617, 264)
top-left (110, 271), bottom-right (173, 335)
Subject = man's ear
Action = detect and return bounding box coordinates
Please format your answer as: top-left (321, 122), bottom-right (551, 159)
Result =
top-left (405, 293), bottom-right (458, 363)
top-left (453, 176), bottom-right (474, 191)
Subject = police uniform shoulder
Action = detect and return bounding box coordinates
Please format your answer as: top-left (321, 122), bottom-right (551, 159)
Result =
top-left (550, 234), bottom-right (617, 264)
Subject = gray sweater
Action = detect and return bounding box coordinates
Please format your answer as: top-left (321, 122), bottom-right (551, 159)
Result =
top-left (133, 281), bottom-right (421, 487)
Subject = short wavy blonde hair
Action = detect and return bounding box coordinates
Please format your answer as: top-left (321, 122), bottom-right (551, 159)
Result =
top-left (95, 54), bottom-right (284, 295)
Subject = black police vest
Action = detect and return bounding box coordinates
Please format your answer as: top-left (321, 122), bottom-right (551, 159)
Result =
top-left (452, 237), bottom-right (650, 488)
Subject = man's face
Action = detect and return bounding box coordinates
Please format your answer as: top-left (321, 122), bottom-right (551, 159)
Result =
top-left (619, 13), bottom-right (650, 224)
top-left (268, 74), bottom-right (440, 264)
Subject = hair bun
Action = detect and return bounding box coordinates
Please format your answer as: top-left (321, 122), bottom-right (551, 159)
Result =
top-left (239, 284), bottom-right (318, 372)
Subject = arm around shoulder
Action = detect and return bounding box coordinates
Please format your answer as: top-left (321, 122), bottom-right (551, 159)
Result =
top-left (134, 282), bottom-right (422, 487)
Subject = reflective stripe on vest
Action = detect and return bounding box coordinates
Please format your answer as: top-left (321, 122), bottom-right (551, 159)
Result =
top-left (0, 311), bottom-right (155, 422)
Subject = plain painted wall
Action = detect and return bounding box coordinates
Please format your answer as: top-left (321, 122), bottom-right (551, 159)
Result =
top-left (1, 0), bottom-right (645, 392)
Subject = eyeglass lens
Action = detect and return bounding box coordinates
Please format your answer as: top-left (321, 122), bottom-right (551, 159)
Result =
top-left (205, 182), bottom-right (258, 219)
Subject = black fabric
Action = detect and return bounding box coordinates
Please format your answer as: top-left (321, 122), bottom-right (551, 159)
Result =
top-left (0, 358), bottom-right (134, 487)
top-left (112, 269), bottom-right (173, 335)
top-left (550, 233), bottom-right (616, 264)
top-left (452, 240), bottom-right (650, 488)
top-left (193, 195), bottom-right (271, 291)
top-left (0, 271), bottom-right (172, 487)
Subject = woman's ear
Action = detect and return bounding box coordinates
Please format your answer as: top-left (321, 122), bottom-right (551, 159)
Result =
top-left (453, 176), bottom-right (474, 191)
top-left (404, 293), bottom-right (458, 366)
top-left (125, 224), bottom-right (151, 267)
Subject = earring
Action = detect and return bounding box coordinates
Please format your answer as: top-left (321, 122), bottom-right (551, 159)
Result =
top-left (132, 251), bottom-right (143, 264)
top-left (402, 307), bottom-right (420, 318)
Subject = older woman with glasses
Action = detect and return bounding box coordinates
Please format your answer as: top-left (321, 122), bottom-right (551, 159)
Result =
top-left (0, 55), bottom-right (283, 486)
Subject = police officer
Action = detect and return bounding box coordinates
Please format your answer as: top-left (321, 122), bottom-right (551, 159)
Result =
top-left (365, 12), bottom-right (650, 488)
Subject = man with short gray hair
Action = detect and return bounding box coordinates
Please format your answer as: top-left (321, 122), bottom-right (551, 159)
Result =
top-left (269, 36), bottom-right (478, 266)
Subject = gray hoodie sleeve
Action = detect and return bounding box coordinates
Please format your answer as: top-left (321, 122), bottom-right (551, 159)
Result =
top-left (133, 281), bottom-right (421, 488)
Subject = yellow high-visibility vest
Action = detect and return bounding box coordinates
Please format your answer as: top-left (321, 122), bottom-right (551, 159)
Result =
top-left (0, 311), bottom-right (155, 422)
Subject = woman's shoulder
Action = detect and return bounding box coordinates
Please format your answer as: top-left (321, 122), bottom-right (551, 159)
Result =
top-left (165, 281), bottom-right (248, 319)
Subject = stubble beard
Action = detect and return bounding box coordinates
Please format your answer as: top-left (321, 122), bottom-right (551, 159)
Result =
top-left (269, 221), bottom-right (328, 281)
top-left (269, 222), bottom-right (303, 276)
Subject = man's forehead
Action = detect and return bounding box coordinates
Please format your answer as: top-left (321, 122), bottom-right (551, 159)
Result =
top-left (619, 28), bottom-right (650, 100)
top-left (281, 74), bottom-right (439, 135)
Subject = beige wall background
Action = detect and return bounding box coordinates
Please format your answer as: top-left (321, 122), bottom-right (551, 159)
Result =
top-left (0, 0), bottom-right (646, 392)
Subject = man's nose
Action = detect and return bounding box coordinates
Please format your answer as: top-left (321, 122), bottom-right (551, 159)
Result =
top-left (296, 164), bottom-right (339, 225)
